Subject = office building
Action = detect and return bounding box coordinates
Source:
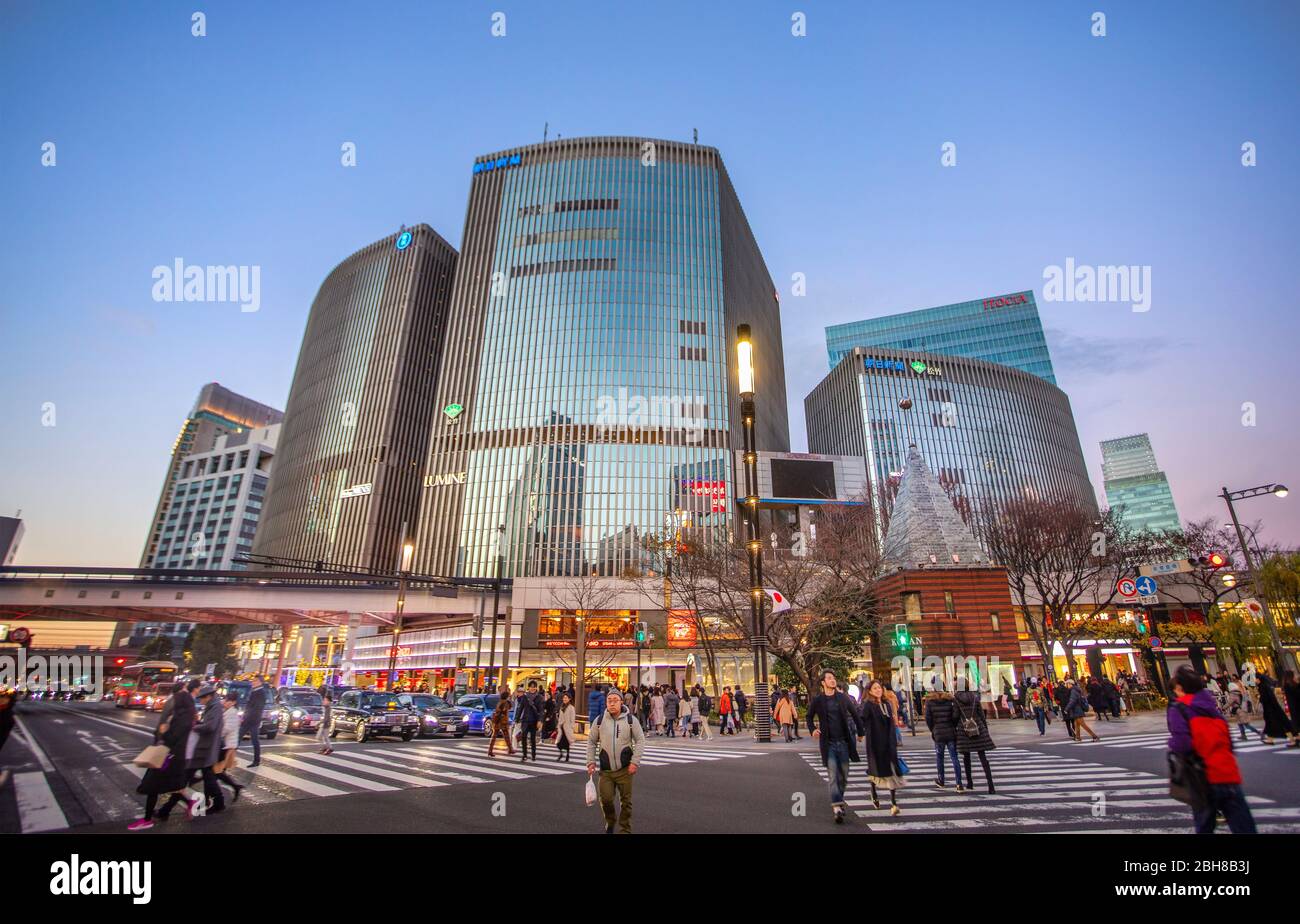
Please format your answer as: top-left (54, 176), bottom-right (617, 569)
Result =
top-left (139, 383), bottom-right (283, 567)
top-left (825, 290), bottom-right (1056, 384)
top-left (0, 515), bottom-right (23, 567)
top-left (254, 225), bottom-right (458, 573)
top-left (1101, 433), bottom-right (1181, 533)
top-left (415, 136), bottom-right (790, 580)
top-left (805, 346), bottom-right (1096, 545)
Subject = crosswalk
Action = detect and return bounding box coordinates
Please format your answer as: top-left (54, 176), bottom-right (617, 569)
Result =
top-left (799, 745), bottom-right (1300, 832)
top-left (1037, 730), bottom-right (1300, 756)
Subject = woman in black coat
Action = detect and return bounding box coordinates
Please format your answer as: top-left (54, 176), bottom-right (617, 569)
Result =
top-left (859, 680), bottom-right (906, 815)
top-left (541, 690), bottom-right (558, 739)
top-left (1257, 672), bottom-right (1292, 744)
top-left (129, 684), bottom-right (195, 830)
top-left (1284, 671), bottom-right (1300, 748)
top-left (952, 689), bottom-right (996, 794)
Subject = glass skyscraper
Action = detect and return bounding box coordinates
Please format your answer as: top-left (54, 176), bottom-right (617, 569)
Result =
top-left (806, 347), bottom-right (1096, 545)
top-left (415, 136), bottom-right (789, 579)
top-left (825, 290), bottom-right (1056, 384)
top-left (1100, 434), bottom-right (1181, 533)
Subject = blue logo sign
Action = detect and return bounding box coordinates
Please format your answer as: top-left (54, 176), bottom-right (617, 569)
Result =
top-left (395, 231), bottom-right (413, 251)
top-left (864, 358), bottom-right (906, 372)
top-left (473, 153), bottom-right (523, 174)
top-left (1135, 576), bottom-right (1157, 596)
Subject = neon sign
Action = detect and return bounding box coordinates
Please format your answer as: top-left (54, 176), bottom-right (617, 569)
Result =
top-left (395, 231), bottom-right (412, 250)
top-left (473, 153), bottom-right (523, 174)
top-left (982, 293), bottom-right (1028, 310)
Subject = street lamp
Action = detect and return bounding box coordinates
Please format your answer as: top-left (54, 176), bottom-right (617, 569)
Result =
top-left (485, 525), bottom-right (506, 693)
top-left (1219, 483), bottom-right (1292, 674)
top-left (387, 530), bottom-right (415, 687)
top-left (736, 324), bottom-right (771, 743)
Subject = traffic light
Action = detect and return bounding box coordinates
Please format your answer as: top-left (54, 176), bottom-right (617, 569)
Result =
top-left (892, 623), bottom-right (912, 650)
top-left (114, 657), bottom-right (127, 667)
top-left (635, 621), bottom-right (647, 644)
top-left (1133, 613), bottom-right (1148, 634)
top-left (1193, 552), bottom-right (1228, 569)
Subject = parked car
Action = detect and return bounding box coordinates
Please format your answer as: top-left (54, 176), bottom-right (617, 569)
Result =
top-left (455, 693), bottom-right (501, 736)
top-left (399, 693), bottom-right (468, 738)
top-left (218, 680), bottom-right (281, 738)
top-left (329, 690), bottom-right (419, 743)
top-left (276, 687), bottom-right (325, 735)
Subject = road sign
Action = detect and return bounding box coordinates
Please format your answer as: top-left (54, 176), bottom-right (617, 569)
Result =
top-left (1135, 576), bottom-right (1157, 596)
top-left (1117, 578), bottom-right (1138, 598)
top-left (1149, 636), bottom-right (1162, 649)
top-left (9, 626), bottom-right (31, 644)
top-left (1141, 560), bottom-right (1191, 577)
top-left (1242, 598), bottom-right (1264, 618)
top-left (1139, 594), bottom-right (1160, 606)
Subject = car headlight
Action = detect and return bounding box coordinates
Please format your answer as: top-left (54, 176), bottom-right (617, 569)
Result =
top-left (292, 710), bottom-right (304, 718)
top-left (425, 716), bottom-right (438, 724)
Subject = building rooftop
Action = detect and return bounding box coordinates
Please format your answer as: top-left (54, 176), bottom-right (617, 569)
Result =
top-left (882, 444), bottom-right (987, 569)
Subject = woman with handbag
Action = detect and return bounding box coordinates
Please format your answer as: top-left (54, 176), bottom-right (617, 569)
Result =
top-left (213, 691), bottom-right (244, 802)
top-left (952, 688), bottom-right (997, 794)
top-left (860, 680), bottom-right (906, 815)
top-left (555, 691), bottom-right (577, 762)
top-left (129, 682), bottom-right (195, 831)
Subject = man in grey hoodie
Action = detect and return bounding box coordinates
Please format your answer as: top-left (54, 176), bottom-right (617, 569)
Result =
top-left (585, 689), bottom-right (646, 833)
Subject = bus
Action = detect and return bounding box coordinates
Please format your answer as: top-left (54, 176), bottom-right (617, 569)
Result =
top-left (113, 661), bottom-right (179, 710)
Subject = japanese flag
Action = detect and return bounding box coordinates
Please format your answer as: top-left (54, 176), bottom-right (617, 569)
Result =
top-left (765, 589), bottom-right (791, 614)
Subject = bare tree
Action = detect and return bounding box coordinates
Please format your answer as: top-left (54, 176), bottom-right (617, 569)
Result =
top-left (547, 570), bottom-right (626, 715)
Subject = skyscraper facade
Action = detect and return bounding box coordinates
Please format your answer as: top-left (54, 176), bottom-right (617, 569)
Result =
top-left (825, 290), bottom-right (1057, 384)
top-left (1100, 433), bottom-right (1181, 533)
top-left (139, 383), bottom-right (283, 568)
top-left (805, 347), bottom-right (1095, 545)
top-left (415, 137), bottom-right (789, 579)
top-left (254, 225), bottom-right (458, 572)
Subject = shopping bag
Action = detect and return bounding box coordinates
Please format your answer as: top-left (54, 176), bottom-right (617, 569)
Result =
top-left (897, 756), bottom-right (910, 776)
top-left (133, 744), bottom-right (169, 769)
top-left (584, 773), bottom-right (597, 807)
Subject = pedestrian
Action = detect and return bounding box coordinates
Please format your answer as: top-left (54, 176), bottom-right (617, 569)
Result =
top-left (789, 687), bottom-right (802, 738)
top-left (487, 693), bottom-right (514, 757)
top-left (1255, 671), bottom-right (1292, 745)
top-left (695, 687), bottom-right (713, 740)
top-left (734, 686), bottom-right (748, 731)
top-left (1101, 675), bottom-right (1122, 718)
top-left (1283, 671), bottom-right (1300, 748)
top-left (1226, 678), bottom-right (1261, 741)
top-left (773, 690), bottom-right (798, 742)
top-left (516, 680), bottom-right (543, 761)
top-left (542, 688), bottom-right (558, 740)
top-left (587, 684), bottom-right (606, 728)
top-left (1166, 665), bottom-right (1256, 834)
top-left (129, 682), bottom-right (196, 830)
top-left (556, 691), bottom-right (577, 762)
top-left (1026, 678), bottom-right (1049, 736)
top-left (585, 689), bottom-right (646, 834)
top-left (664, 685), bottom-right (680, 738)
top-left (650, 687), bottom-right (665, 735)
top-left (213, 691), bottom-right (244, 802)
top-left (952, 688), bottom-right (996, 794)
top-left (924, 687), bottom-right (962, 791)
top-left (1065, 678), bottom-right (1101, 742)
top-left (1053, 677), bottom-right (1074, 739)
top-left (677, 690), bottom-right (693, 737)
top-left (158, 683), bottom-right (225, 819)
top-left (860, 679), bottom-right (906, 814)
top-left (317, 689), bottom-right (334, 754)
top-left (239, 673), bottom-right (269, 768)
top-left (1087, 676), bottom-right (1109, 722)
top-left (718, 687), bottom-right (733, 734)
top-left (807, 669), bottom-right (865, 824)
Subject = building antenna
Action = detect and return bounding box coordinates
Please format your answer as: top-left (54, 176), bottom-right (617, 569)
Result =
top-left (693, 127), bottom-right (698, 144)
top-left (543, 122), bottom-right (548, 142)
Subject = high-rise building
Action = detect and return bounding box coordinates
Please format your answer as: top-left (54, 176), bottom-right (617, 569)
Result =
top-left (0, 515), bottom-right (24, 566)
top-left (805, 347), bottom-right (1096, 545)
top-left (825, 290), bottom-right (1057, 384)
top-left (415, 136), bottom-right (789, 579)
top-left (139, 383), bottom-right (283, 568)
top-left (254, 225), bottom-right (458, 573)
top-left (1100, 433), bottom-right (1181, 533)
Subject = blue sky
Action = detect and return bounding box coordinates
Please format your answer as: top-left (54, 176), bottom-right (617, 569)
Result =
top-left (2, 0), bottom-right (1298, 564)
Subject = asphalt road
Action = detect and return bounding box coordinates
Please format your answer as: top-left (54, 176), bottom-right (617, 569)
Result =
top-left (4, 700), bottom-right (1297, 834)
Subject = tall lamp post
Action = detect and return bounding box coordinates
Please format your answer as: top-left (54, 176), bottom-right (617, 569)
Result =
top-left (485, 525), bottom-right (505, 692)
top-left (737, 324), bottom-right (772, 743)
top-left (1219, 483), bottom-right (1292, 674)
top-left (387, 530), bottom-right (415, 689)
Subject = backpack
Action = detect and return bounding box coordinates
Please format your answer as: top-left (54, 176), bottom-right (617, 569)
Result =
top-left (956, 700), bottom-right (980, 737)
top-left (699, 694), bottom-right (712, 714)
top-left (1167, 704), bottom-right (1211, 810)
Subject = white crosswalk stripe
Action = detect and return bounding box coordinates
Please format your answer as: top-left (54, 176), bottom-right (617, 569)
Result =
top-left (799, 745), bottom-right (1300, 833)
top-left (1037, 730), bottom-right (1298, 755)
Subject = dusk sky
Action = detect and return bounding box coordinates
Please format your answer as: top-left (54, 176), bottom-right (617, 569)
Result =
top-left (2, 0), bottom-right (1297, 565)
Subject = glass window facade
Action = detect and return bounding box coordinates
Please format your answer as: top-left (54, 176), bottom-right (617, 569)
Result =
top-left (806, 347), bottom-right (1096, 546)
top-left (825, 291), bottom-right (1057, 384)
top-left (1100, 433), bottom-right (1180, 532)
top-left (416, 137), bottom-right (788, 579)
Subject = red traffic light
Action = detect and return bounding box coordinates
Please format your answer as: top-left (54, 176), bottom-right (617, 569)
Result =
top-left (1207, 552), bottom-right (1228, 568)
top-left (114, 657), bottom-right (127, 666)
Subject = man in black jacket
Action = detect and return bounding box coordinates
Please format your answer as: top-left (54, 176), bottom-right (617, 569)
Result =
top-left (515, 680), bottom-right (544, 762)
top-left (806, 670), bottom-right (865, 824)
top-left (924, 690), bottom-right (963, 791)
top-left (239, 674), bottom-right (268, 767)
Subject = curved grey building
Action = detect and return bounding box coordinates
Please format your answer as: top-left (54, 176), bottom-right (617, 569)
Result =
top-left (415, 136), bottom-right (789, 578)
top-left (805, 346), bottom-right (1096, 543)
top-left (255, 225), bottom-right (458, 572)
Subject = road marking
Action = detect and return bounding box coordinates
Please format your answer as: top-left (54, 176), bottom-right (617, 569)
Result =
top-left (13, 772), bottom-right (68, 833)
top-left (258, 753), bottom-right (398, 791)
top-left (239, 762), bottom-right (348, 798)
top-left (293, 752), bottom-right (448, 788)
top-left (12, 714), bottom-right (56, 772)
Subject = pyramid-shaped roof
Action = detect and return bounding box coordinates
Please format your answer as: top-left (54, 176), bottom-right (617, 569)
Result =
top-left (882, 444), bottom-right (986, 569)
